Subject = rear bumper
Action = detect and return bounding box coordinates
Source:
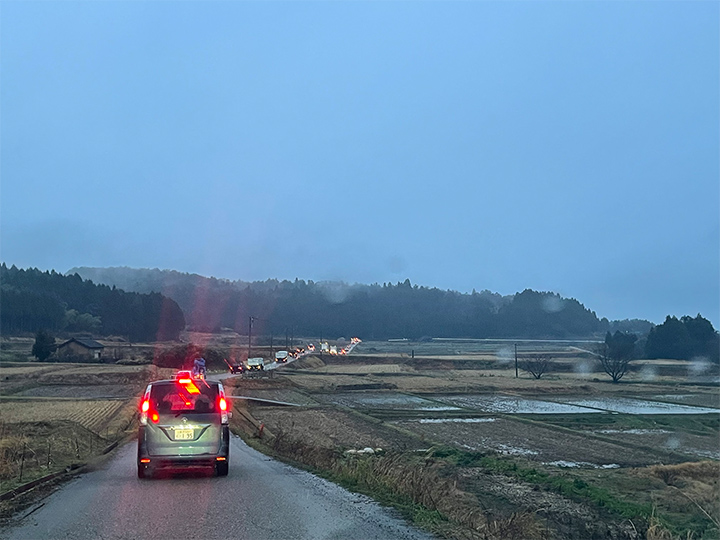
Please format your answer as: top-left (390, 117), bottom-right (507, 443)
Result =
top-left (138, 425), bottom-right (230, 469)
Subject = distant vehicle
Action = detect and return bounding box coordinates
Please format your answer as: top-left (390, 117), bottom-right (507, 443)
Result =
top-left (137, 377), bottom-right (230, 478)
top-left (307, 344), bottom-right (316, 352)
top-left (320, 342), bottom-right (329, 352)
top-left (224, 358), bottom-right (244, 374)
top-left (275, 351), bottom-right (289, 363)
top-left (247, 357), bottom-right (265, 371)
top-left (329, 346), bottom-right (337, 355)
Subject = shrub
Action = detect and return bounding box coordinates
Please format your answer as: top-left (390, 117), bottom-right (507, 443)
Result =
top-left (153, 343), bottom-right (227, 370)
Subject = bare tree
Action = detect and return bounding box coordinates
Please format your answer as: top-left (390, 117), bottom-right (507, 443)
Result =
top-left (598, 331), bottom-right (637, 383)
top-left (521, 354), bottom-right (553, 379)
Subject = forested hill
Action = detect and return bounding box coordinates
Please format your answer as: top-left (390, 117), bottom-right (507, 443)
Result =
top-left (68, 266), bottom-right (624, 340)
top-left (1, 264), bottom-right (185, 341)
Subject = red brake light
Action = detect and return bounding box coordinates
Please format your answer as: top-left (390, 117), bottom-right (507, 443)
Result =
top-left (141, 400), bottom-right (150, 412)
top-left (219, 397), bottom-right (227, 411)
top-left (151, 412), bottom-right (159, 423)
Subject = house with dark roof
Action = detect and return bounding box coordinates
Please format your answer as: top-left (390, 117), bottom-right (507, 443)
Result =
top-left (57, 338), bottom-right (105, 361)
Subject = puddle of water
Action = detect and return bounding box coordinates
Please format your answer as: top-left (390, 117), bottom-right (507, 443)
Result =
top-left (545, 460), bottom-right (620, 469)
top-left (437, 395), bottom-right (598, 414)
top-left (693, 449), bottom-right (720, 460)
top-left (596, 429), bottom-right (670, 435)
top-left (497, 444), bottom-right (538, 456)
top-left (560, 397), bottom-right (720, 415)
top-left (418, 418), bottom-right (496, 424)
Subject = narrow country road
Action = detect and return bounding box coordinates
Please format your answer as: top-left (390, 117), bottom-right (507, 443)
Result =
top-left (2, 435), bottom-right (434, 540)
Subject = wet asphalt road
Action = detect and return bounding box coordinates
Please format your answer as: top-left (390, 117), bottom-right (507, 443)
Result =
top-left (3, 435), bottom-right (434, 540)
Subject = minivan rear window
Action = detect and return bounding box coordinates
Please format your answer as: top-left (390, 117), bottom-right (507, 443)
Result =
top-left (150, 381), bottom-right (219, 414)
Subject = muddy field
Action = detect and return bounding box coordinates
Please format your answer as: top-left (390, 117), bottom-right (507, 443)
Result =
top-left (226, 343), bottom-right (719, 539)
top-left (2, 336), bottom-right (719, 539)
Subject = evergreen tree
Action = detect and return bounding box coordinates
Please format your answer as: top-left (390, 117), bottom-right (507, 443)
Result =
top-left (32, 329), bottom-right (56, 361)
top-left (646, 314), bottom-right (719, 363)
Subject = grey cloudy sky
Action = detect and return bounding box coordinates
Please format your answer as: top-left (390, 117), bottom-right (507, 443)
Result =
top-left (1, 1), bottom-right (718, 327)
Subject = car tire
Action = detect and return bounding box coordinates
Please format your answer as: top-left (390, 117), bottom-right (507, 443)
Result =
top-left (216, 461), bottom-right (229, 476)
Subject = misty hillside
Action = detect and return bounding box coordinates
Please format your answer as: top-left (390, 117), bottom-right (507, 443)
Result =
top-left (2, 264), bottom-right (185, 341)
top-left (69, 266), bottom-right (649, 340)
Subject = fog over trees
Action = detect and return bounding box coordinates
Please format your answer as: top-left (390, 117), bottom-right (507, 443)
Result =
top-left (4, 265), bottom-right (716, 364)
top-left (1, 264), bottom-right (185, 341)
top-left (69, 266), bottom-right (660, 341)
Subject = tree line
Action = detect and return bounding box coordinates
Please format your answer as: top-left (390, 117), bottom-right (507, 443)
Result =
top-left (1, 264), bottom-right (185, 341)
top-left (9, 265), bottom-right (716, 365)
top-left (645, 315), bottom-right (718, 363)
top-left (69, 267), bottom-right (615, 339)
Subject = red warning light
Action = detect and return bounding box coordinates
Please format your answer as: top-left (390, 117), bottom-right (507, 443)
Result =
top-left (177, 379), bottom-right (200, 394)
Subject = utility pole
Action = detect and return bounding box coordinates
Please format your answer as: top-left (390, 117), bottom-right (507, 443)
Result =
top-left (248, 316), bottom-right (255, 358)
top-left (514, 343), bottom-right (518, 378)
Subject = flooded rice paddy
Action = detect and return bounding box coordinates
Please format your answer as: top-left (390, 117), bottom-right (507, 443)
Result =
top-left (314, 392), bottom-right (461, 411)
top-left (556, 397), bottom-right (720, 415)
top-left (318, 392), bottom-right (720, 415)
top-left (318, 391), bottom-right (719, 467)
top-left (434, 395), bottom-right (595, 414)
top-left (313, 390), bottom-right (718, 467)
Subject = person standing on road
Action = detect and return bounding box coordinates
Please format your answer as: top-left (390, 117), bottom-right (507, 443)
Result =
top-left (192, 356), bottom-right (206, 378)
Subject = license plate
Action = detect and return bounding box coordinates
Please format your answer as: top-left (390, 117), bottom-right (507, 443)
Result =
top-left (174, 428), bottom-right (194, 440)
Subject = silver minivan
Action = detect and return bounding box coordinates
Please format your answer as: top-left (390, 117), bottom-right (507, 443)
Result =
top-left (137, 374), bottom-right (230, 478)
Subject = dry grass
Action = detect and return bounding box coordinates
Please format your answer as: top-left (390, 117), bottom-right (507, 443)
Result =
top-left (0, 400), bottom-right (124, 431)
top-left (640, 462), bottom-right (720, 538)
top-left (0, 398), bottom-right (138, 494)
top-left (263, 425), bottom-right (546, 540)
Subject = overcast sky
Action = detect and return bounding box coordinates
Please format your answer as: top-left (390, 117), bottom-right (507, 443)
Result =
top-left (1, 1), bottom-right (718, 327)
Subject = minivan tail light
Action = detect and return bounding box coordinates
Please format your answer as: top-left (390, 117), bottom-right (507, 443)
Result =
top-left (218, 387), bottom-right (229, 424)
top-left (140, 399), bottom-right (150, 425)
